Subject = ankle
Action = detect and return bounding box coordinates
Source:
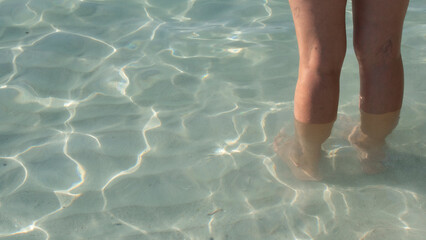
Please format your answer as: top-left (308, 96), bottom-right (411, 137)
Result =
top-left (358, 129), bottom-right (386, 148)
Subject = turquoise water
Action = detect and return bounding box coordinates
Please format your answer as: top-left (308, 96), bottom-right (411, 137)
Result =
top-left (0, 0), bottom-right (425, 239)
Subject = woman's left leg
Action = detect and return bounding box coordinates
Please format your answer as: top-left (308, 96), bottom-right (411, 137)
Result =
top-left (349, 0), bottom-right (409, 173)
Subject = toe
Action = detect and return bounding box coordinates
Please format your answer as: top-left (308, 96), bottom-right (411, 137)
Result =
top-left (361, 160), bottom-right (385, 174)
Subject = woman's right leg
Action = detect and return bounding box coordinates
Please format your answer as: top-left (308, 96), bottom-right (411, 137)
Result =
top-left (274, 0), bottom-right (347, 180)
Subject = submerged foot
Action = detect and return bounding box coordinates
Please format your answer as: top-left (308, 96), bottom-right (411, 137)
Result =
top-left (273, 130), bottom-right (322, 181)
top-left (348, 125), bottom-right (386, 174)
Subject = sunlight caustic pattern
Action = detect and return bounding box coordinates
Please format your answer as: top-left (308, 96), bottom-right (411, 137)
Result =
top-left (0, 0), bottom-right (425, 239)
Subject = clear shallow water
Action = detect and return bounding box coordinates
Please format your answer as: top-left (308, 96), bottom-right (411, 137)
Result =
top-left (0, 0), bottom-right (425, 239)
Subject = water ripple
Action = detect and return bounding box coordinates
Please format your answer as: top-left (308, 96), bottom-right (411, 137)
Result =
top-left (0, 0), bottom-right (425, 239)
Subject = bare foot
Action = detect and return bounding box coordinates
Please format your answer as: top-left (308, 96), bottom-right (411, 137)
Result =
top-left (348, 125), bottom-right (386, 174)
top-left (273, 130), bottom-right (322, 181)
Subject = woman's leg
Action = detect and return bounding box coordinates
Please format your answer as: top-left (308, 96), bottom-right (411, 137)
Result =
top-left (274, 0), bottom-right (347, 180)
top-left (350, 0), bottom-right (409, 173)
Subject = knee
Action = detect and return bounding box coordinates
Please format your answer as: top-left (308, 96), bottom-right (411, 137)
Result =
top-left (300, 45), bottom-right (346, 79)
top-left (354, 38), bottom-right (402, 67)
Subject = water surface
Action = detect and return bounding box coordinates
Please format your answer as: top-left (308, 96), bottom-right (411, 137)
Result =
top-left (0, 0), bottom-right (425, 239)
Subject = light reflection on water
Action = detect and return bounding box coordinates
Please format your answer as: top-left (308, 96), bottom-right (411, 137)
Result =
top-left (0, 0), bottom-right (425, 239)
